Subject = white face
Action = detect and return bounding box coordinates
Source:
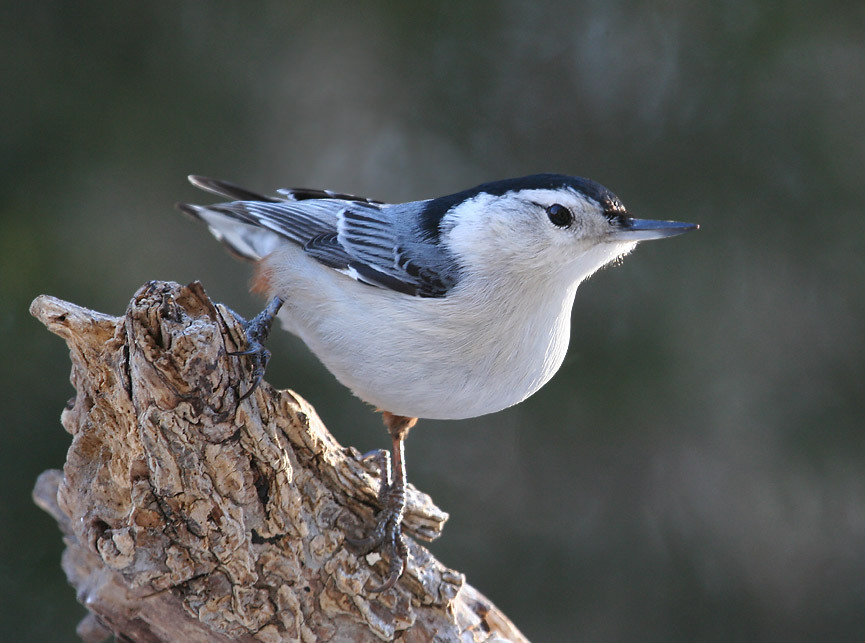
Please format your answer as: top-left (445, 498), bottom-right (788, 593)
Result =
top-left (442, 187), bottom-right (638, 286)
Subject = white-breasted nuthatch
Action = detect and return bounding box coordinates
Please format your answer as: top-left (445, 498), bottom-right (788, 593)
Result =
top-left (178, 173), bottom-right (697, 590)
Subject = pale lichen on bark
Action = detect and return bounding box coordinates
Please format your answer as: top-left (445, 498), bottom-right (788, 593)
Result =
top-left (30, 280), bottom-right (528, 642)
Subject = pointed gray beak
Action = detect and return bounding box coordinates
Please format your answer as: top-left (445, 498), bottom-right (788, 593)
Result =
top-left (611, 217), bottom-right (699, 241)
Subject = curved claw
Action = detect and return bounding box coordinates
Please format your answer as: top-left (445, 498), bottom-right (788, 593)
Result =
top-left (353, 514), bottom-right (408, 593)
top-left (227, 298), bottom-right (282, 403)
top-left (366, 550), bottom-right (406, 593)
top-left (235, 345), bottom-right (270, 401)
top-left (345, 521), bottom-right (386, 553)
top-left (228, 346), bottom-right (264, 357)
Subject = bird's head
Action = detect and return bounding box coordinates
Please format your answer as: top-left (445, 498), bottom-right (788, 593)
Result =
top-left (433, 174), bottom-right (697, 287)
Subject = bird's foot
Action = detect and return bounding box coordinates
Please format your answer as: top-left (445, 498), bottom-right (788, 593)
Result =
top-left (348, 504), bottom-right (408, 593)
top-left (227, 297), bottom-right (284, 401)
top-left (347, 449), bottom-right (408, 592)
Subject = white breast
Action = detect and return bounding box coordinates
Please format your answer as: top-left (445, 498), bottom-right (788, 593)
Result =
top-left (263, 245), bottom-right (579, 420)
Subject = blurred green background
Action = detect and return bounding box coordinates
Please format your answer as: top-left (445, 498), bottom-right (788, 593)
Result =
top-left (3, 2), bottom-right (864, 641)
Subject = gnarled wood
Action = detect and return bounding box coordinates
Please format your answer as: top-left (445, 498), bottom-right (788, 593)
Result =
top-left (30, 281), bottom-right (528, 642)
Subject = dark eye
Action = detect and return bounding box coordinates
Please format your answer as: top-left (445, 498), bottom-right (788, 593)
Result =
top-left (546, 203), bottom-right (572, 227)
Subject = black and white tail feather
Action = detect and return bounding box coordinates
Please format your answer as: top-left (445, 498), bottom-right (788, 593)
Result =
top-left (178, 176), bottom-right (456, 298)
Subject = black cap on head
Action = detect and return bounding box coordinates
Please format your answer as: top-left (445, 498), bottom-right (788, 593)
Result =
top-left (419, 174), bottom-right (625, 239)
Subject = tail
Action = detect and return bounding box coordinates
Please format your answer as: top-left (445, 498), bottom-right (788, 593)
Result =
top-left (186, 175), bottom-right (283, 203)
top-left (178, 175), bottom-right (377, 264)
top-left (177, 201), bottom-right (284, 263)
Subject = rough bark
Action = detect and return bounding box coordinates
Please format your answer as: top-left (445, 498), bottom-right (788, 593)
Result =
top-left (30, 280), bottom-right (528, 643)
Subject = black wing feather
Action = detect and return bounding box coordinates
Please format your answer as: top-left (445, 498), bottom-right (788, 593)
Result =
top-left (184, 176), bottom-right (458, 298)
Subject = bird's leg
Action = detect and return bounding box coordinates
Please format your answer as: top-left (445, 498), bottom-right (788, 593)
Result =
top-left (226, 297), bottom-right (284, 401)
top-left (348, 412), bottom-right (417, 592)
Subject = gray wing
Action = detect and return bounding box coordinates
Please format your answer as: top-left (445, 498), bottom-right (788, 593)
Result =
top-left (307, 203), bottom-right (457, 297)
top-left (178, 177), bottom-right (458, 298)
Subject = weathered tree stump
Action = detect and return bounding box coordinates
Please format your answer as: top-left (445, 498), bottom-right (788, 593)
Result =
top-left (30, 280), bottom-right (528, 642)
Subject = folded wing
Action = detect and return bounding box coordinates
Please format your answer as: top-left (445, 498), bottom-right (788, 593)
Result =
top-left (179, 177), bottom-right (458, 298)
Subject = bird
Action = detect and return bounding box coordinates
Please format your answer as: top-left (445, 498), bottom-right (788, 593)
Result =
top-left (177, 173), bottom-right (697, 591)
